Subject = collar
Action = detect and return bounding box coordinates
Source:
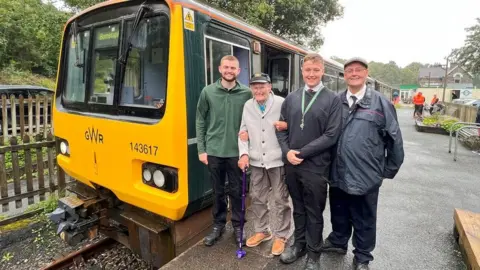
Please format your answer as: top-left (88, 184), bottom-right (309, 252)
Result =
top-left (346, 84), bottom-right (366, 101)
top-left (341, 86), bottom-right (372, 107)
top-left (303, 82), bottom-right (324, 92)
top-left (253, 92), bottom-right (274, 115)
top-left (216, 78), bottom-right (241, 92)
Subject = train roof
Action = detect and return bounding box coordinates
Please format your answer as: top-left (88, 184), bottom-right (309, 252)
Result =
top-left (67, 0), bottom-right (392, 88)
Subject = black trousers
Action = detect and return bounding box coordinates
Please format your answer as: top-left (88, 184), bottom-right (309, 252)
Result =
top-left (286, 166), bottom-right (328, 260)
top-left (207, 156), bottom-right (243, 229)
top-left (326, 186), bottom-right (379, 264)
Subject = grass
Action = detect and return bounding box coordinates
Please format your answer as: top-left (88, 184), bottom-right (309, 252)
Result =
top-left (0, 66), bottom-right (56, 90)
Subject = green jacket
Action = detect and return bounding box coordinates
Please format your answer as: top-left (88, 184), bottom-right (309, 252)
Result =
top-left (196, 79), bottom-right (252, 157)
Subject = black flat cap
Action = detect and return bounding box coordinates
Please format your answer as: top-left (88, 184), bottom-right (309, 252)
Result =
top-left (344, 57), bottom-right (368, 69)
top-left (250, 73), bottom-right (271, 84)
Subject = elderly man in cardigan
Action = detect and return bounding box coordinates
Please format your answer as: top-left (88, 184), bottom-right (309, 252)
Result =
top-left (238, 73), bottom-right (292, 256)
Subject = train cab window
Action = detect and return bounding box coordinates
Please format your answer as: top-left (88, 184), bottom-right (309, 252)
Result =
top-left (337, 77), bottom-right (346, 92)
top-left (120, 16), bottom-right (169, 109)
top-left (270, 58), bottom-right (290, 97)
top-left (89, 24), bottom-right (120, 105)
top-left (64, 30), bottom-right (90, 103)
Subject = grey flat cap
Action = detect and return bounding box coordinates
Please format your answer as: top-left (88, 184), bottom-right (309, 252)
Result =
top-left (344, 57), bottom-right (368, 69)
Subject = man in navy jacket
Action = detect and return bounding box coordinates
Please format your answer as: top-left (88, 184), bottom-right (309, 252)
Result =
top-left (321, 57), bottom-right (405, 270)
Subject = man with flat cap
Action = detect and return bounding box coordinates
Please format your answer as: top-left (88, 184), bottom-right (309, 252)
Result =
top-left (238, 73), bottom-right (292, 256)
top-left (320, 57), bottom-right (405, 270)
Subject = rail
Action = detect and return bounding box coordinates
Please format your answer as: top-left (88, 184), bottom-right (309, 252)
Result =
top-left (453, 125), bottom-right (480, 161)
top-left (40, 237), bottom-right (116, 270)
top-left (448, 122), bottom-right (480, 153)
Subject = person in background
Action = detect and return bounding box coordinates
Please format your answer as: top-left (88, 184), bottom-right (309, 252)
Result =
top-left (196, 55), bottom-right (252, 247)
top-left (429, 94), bottom-right (439, 114)
top-left (412, 91), bottom-right (425, 119)
top-left (237, 73), bottom-right (292, 256)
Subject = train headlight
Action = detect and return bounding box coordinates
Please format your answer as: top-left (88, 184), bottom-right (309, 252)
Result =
top-left (55, 137), bottom-right (70, 157)
top-left (143, 169), bottom-right (152, 182)
top-left (60, 141), bottom-right (68, 155)
top-left (153, 170), bottom-right (165, 187)
top-left (141, 163), bottom-right (178, 193)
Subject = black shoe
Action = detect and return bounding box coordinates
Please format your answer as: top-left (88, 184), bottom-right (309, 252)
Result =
top-left (320, 239), bottom-right (347, 254)
top-left (353, 259), bottom-right (369, 270)
top-left (203, 227), bottom-right (224, 246)
top-left (304, 256), bottom-right (320, 270)
top-left (234, 227), bottom-right (246, 246)
top-left (279, 245), bottom-right (307, 264)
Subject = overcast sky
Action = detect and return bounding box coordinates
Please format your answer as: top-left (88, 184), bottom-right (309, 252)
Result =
top-left (318, 0), bottom-right (480, 68)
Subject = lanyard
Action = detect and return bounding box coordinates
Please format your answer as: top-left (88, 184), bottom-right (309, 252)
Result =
top-left (300, 87), bottom-right (323, 130)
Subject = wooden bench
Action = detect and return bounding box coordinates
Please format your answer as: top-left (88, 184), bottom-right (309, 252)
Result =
top-left (453, 208), bottom-right (480, 270)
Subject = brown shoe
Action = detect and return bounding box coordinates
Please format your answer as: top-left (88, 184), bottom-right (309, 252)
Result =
top-left (246, 231), bottom-right (272, 247)
top-left (271, 237), bottom-right (287, 255)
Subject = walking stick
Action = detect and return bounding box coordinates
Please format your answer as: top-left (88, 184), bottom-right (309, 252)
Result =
top-left (236, 166), bottom-right (247, 259)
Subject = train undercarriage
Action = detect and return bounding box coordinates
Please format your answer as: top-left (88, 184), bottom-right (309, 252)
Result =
top-left (48, 181), bottom-right (214, 269)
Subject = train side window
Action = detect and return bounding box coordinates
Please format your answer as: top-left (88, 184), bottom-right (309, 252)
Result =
top-left (205, 37), bottom-right (251, 86)
top-left (120, 15), bottom-right (169, 108)
top-left (270, 58), bottom-right (290, 97)
top-left (322, 74), bottom-right (337, 92)
top-left (337, 77), bottom-right (346, 92)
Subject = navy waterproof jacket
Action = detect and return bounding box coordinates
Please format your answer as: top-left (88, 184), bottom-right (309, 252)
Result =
top-left (330, 87), bottom-right (405, 195)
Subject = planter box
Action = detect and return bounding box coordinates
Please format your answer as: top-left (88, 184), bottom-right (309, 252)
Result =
top-left (414, 121), bottom-right (450, 135)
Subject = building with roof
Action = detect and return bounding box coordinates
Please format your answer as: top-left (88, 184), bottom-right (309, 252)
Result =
top-left (418, 63), bottom-right (474, 88)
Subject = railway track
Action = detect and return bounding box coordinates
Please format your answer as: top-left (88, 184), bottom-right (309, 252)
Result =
top-left (41, 237), bottom-right (116, 270)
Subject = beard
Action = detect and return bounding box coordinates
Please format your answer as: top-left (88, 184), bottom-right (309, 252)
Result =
top-left (221, 73), bottom-right (237, 82)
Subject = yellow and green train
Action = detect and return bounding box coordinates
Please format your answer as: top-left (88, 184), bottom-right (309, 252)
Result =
top-left (51, 0), bottom-right (395, 267)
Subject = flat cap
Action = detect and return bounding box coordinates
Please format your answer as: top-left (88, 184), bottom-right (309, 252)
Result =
top-left (344, 57), bottom-right (368, 69)
top-left (250, 73), bottom-right (271, 84)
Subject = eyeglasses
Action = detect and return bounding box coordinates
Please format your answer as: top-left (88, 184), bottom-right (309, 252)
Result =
top-left (344, 68), bottom-right (366, 74)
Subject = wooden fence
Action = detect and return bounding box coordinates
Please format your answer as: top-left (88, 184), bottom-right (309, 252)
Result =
top-left (444, 102), bottom-right (479, 123)
top-left (0, 94), bottom-right (67, 224)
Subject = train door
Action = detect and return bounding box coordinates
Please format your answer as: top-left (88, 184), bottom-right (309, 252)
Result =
top-left (268, 55), bottom-right (291, 98)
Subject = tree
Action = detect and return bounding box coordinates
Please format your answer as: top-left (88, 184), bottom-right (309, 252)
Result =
top-left (63, 0), bottom-right (102, 12)
top-left (0, 0), bottom-right (71, 76)
top-left (63, 0), bottom-right (344, 50)
top-left (454, 18), bottom-right (480, 74)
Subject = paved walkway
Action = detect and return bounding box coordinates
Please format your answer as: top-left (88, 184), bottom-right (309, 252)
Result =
top-left (162, 107), bottom-right (480, 270)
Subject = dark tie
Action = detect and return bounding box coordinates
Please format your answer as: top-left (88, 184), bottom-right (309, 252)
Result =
top-left (308, 89), bottom-right (314, 93)
top-left (349, 96), bottom-right (357, 112)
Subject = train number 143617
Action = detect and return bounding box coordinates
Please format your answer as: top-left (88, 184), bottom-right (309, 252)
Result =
top-left (130, 142), bottom-right (158, 156)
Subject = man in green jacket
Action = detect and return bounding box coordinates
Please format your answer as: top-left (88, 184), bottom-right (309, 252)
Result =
top-left (196, 55), bottom-right (252, 247)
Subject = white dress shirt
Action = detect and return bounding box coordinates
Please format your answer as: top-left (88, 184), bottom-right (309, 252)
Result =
top-left (303, 82), bottom-right (324, 93)
top-left (346, 84), bottom-right (367, 107)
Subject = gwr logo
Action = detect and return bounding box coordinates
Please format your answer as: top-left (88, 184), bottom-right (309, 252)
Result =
top-left (85, 127), bottom-right (104, 144)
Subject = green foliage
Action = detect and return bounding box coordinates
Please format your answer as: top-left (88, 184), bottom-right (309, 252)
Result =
top-left (422, 115), bottom-right (463, 132)
top-left (328, 57), bottom-right (427, 87)
top-left (0, 64), bottom-right (56, 89)
top-left (453, 18), bottom-right (480, 75)
top-left (0, 0), bottom-right (72, 77)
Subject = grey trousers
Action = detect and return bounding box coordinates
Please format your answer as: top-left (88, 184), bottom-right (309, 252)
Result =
top-left (249, 165), bottom-right (292, 238)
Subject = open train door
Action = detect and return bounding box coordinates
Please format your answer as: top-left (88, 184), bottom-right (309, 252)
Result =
top-left (268, 55), bottom-right (291, 98)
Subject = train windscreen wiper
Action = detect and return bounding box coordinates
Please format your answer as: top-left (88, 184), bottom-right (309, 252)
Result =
top-left (119, 3), bottom-right (151, 65)
top-left (72, 21), bottom-right (83, 68)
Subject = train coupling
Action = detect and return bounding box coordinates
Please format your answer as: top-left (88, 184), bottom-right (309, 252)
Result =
top-left (48, 195), bottom-right (101, 246)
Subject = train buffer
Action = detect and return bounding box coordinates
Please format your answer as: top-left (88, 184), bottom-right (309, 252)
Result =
top-left (453, 208), bottom-right (480, 270)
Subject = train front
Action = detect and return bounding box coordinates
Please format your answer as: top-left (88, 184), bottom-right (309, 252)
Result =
top-left (52, 0), bottom-right (189, 221)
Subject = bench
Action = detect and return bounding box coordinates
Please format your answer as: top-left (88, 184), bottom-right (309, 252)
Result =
top-left (453, 208), bottom-right (480, 270)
